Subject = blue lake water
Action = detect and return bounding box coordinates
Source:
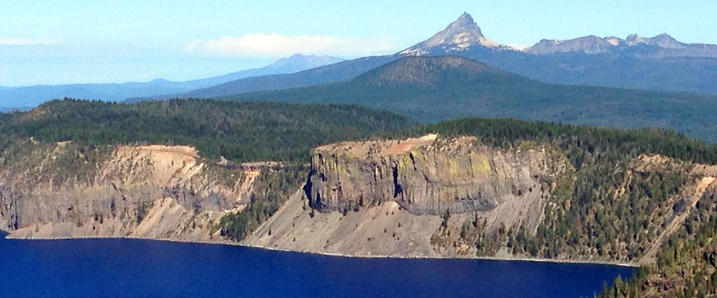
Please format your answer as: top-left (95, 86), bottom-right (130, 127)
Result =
top-left (0, 236), bottom-right (633, 297)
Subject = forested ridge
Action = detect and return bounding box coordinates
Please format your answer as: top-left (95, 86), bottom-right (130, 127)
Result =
top-left (226, 56), bottom-right (717, 143)
top-left (0, 98), bottom-right (416, 162)
top-left (418, 118), bottom-right (717, 164)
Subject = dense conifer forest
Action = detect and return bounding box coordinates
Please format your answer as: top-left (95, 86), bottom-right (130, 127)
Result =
top-left (0, 98), bottom-right (416, 162)
top-left (226, 56), bottom-right (717, 143)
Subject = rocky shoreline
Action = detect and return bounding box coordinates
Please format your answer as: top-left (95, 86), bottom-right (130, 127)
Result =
top-left (3, 233), bottom-right (638, 268)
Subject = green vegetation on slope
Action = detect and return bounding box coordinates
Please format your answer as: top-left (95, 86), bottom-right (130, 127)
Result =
top-left (480, 51), bottom-right (717, 96)
top-left (601, 189), bottom-right (717, 297)
top-left (226, 56), bottom-right (717, 143)
top-left (220, 168), bottom-right (306, 241)
top-left (419, 118), bottom-right (717, 164)
top-left (2, 98), bottom-right (715, 295)
top-left (0, 139), bottom-right (112, 187)
top-left (174, 56), bottom-right (396, 99)
top-left (0, 98), bottom-right (416, 162)
top-left (0, 98), bottom-right (415, 245)
top-left (417, 118), bottom-right (717, 262)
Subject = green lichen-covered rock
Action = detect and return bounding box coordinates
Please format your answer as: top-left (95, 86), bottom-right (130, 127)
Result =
top-left (307, 134), bottom-right (566, 215)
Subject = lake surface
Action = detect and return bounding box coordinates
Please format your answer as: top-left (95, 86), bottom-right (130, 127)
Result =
top-left (0, 236), bottom-right (633, 297)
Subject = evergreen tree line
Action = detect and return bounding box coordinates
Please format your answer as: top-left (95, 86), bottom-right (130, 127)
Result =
top-left (0, 98), bottom-right (416, 163)
top-left (417, 118), bottom-right (717, 263)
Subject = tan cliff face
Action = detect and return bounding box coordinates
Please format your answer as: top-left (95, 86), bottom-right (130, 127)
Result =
top-left (3, 135), bottom-right (716, 267)
top-left (248, 137), bottom-right (717, 264)
top-left (244, 135), bottom-right (572, 258)
top-left (306, 135), bottom-right (567, 215)
top-left (0, 142), bottom-right (259, 241)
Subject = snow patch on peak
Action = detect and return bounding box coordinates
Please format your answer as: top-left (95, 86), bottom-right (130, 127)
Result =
top-left (399, 12), bottom-right (513, 56)
top-left (452, 32), bottom-right (473, 45)
top-left (400, 48), bottom-right (428, 56)
top-left (525, 32), bottom-right (697, 55)
top-left (606, 37), bottom-right (621, 46)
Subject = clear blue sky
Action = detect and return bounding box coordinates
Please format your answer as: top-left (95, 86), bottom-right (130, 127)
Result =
top-left (2, 0), bottom-right (715, 86)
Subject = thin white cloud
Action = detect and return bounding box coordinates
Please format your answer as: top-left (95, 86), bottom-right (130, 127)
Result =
top-left (186, 33), bottom-right (398, 57)
top-left (0, 37), bottom-right (56, 46)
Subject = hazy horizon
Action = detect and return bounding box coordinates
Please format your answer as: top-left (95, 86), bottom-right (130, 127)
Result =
top-left (3, 0), bottom-right (717, 86)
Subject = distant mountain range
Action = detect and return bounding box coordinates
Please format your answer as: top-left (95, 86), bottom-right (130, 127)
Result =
top-left (138, 56), bottom-right (394, 101)
top-left (225, 55), bottom-right (717, 143)
top-left (0, 54), bottom-right (342, 108)
top-left (157, 13), bottom-right (717, 100)
top-left (525, 33), bottom-right (717, 58)
top-left (7, 12), bottom-right (717, 107)
top-left (397, 13), bottom-right (717, 95)
top-left (182, 54), bottom-right (344, 88)
top-left (402, 12), bottom-right (717, 59)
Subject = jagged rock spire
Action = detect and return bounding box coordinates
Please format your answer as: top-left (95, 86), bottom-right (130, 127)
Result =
top-left (400, 12), bottom-right (506, 56)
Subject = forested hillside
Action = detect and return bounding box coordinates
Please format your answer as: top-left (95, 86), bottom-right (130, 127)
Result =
top-left (226, 56), bottom-right (717, 143)
top-left (150, 56), bottom-right (397, 101)
top-left (602, 211), bottom-right (717, 297)
top-left (0, 99), bottom-right (416, 162)
top-left (415, 118), bottom-right (717, 295)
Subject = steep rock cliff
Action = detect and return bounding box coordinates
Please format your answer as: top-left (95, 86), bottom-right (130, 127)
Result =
top-left (0, 141), bottom-right (270, 241)
top-left (4, 134), bottom-right (715, 266)
top-left (307, 134), bottom-right (567, 215)
top-left (245, 135), bottom-right (571, 258)
top-left (248, 136), bottom-right (717, 264)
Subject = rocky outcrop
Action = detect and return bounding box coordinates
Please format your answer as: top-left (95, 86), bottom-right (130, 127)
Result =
top-left (400, 13), bottom-right (514, 56)
top-left (248, 134), bottom-right (571, 258)
top-left (243, 190), bottom-right (445, 257)
top-left (306, 134), bottom-right (567, 215)
top-left (5, 135), bottom-right (715, 266)
top-left (524, 33), bottom-right (717, 58)
top-left (246, 134), bottom-right (573, 258)
top-left (247, 140), bottom-right (717, 262)
top-left (0, 142), bottom-right (263, 241)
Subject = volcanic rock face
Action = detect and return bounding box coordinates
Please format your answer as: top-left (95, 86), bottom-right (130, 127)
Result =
top-left (526, 35), bottom-right (615, 55)
top-left (400, 13), bottom-right (512, 56)
top-left (0, 142), bottom-right (260, 240)
top-left (306, 135), bottom-right (566, 215)
top-left (525, 33), bottom-right (717, 58)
